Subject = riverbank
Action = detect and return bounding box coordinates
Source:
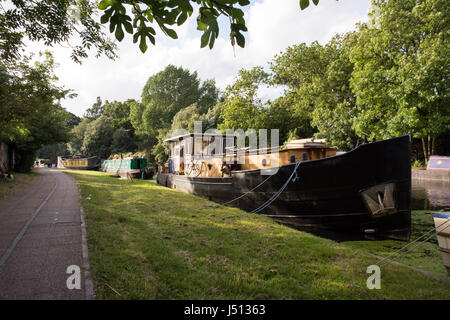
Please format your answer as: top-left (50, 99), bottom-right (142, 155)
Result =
top-left (0, 170), bottom-right (36, 200)
top-left (63, 169), bottom-right (450, 299)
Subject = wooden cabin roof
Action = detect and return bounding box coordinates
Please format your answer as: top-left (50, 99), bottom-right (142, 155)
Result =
top-left (164, 132), bottom-right (236, 143)
top-left (284, 138), bottom-right (337, 150)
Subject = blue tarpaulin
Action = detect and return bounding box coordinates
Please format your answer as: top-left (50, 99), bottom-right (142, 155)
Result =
top-left (427, 156), bottom-right (450, 171)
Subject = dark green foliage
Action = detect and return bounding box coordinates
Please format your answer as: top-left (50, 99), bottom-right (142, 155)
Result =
top-left (111, 128), bottom-right (137, 154)
top-left (83, 97), bottom-right (104, 121)
top-left (0, 0), bottom-right (117, 63)
top-left (0, 1), bottom-right (319, 63)
top-left (133, 65), bottom-right (218, 162)
top-left (82, 116), bottom-right (114, 159)
top-left (0, 52), bottom-right (75, 172)
top-left (103, 99), bottom-right (136, 131)
top-left (67, 119), bottom-right (90, 157)
top-left (97, 0), bottom-right (319, 53)
top-left (36, 143), bottom-right (70, 164)
top-left (350, 0), bottom-right (450, 160)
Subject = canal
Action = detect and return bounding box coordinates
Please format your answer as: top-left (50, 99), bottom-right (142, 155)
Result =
top-left (412, 179), bottom-right (450, 210)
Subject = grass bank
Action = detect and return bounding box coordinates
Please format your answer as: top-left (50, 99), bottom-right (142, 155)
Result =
top-left (0, 170), bottom-right (36, 200)
top-left (64, 169), bottom-right (450, 299)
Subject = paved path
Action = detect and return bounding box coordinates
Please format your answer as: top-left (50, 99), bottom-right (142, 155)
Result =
top-left (0, 169), bottom-right (91, 299)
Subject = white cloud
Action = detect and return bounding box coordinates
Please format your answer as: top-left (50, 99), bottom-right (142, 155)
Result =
top-left (25, 0), bottom-right (370, 117)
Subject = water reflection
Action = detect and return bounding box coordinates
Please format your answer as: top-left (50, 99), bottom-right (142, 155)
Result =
top-left (412, 179), bottom-right (450, 210)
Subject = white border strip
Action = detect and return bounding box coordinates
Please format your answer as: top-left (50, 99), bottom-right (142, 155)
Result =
top-left (80, 206), bottom-right (95, 300)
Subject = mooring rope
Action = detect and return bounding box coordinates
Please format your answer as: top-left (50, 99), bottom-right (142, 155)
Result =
top-left (376, 216), bottom-right (450, 267)
top-left (222, 173), bottom-right (275, 205)
top-left (250, 162), bottom-right (301, 214)
top-left (222, 162), bottom-right (301, 206)
top-left (221, 162), bottom-right (301, 220)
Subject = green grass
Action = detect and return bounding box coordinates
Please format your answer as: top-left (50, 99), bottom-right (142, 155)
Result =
top-left (0, 170), bottom-right (36, 200)
top-left (341, 209), bottom-right (450, 277)
top-left (63, 169), bottom-right (450, 300)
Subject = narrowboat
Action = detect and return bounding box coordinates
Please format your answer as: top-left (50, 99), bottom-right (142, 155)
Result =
top-left (156, 133), bottom-right (412, 239)
top-left (101, 157), bottom-right (153, 179)
top-left (59, 156), bottom-right (101, 170)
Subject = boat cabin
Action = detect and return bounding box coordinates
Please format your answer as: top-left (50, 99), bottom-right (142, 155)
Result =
top-left (162, 133), bottom-right (339, 178)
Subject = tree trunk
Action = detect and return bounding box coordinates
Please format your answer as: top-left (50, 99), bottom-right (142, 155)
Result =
top-left (421, 137), bottom-right (428, 166)
top-left (431, 136), bottom-right (435, 156)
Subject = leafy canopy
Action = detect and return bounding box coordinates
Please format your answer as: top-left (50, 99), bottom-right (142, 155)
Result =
top-left (97, 0), bottom-right (320, 53)
top-left (0, 0), bottom-right (117, 63)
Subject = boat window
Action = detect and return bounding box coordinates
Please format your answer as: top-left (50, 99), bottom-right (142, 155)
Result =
top-left (194, 136), bottom-right (203, 156)
top-left (184, 137), bottom-right (193, 155)
top-left (290, 155), bottom-right (296, 163)
top-left (302, 153), bottom-right (308, 161)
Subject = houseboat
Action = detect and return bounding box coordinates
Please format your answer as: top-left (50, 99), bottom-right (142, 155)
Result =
top-left (101, 157), bottom-right (153, 179)
top-left (59, 156), bottom-right (101, 170)
top-left (156, 133), bottom-right (412, 239)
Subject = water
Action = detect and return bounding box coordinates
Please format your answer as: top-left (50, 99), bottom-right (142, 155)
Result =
top-left (411, 179), bottom-right (450, 210)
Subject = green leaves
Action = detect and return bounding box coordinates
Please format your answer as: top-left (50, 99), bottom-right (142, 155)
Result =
top-left (299, 0), bottom-right (320, 10)
top-left (197, 7), bottom-right (220, 49)
top-left (95, 0), bottom-right (323, 53)
top-left (97, 0), bottom-right (253, 52)
top-left (98, 0), bottom-right (112, 10)
top-left (100, 2), bottom-right (133, 42)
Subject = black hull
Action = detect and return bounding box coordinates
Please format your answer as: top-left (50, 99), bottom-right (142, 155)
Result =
top-left (103, 169), bottom-right (141, 179)
top-left (157, 136), bottom-right (412, 239)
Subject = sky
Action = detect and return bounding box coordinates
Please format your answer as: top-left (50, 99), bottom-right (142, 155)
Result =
top-left (25, 0), bottom-right (371, 117)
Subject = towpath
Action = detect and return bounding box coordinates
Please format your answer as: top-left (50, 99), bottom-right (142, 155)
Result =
top-left (0, 168), bottom-right (92, 299)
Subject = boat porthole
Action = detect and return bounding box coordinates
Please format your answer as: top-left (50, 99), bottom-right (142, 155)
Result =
top-left (302, 153), bottom-right (308, 161)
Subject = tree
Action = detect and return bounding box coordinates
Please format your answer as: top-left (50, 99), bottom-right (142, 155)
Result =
top-left (97, 0), bottom-right (320, 53)
top-left (350, 0), bottom-right (450, 162)
top-left (170, 103), bottom-right (204, 133)
top-left (0, 0), bottom-right (117, 63)
top-left (83, 97), bottom-right (104, 121)
top-left (0, 52), bottom-right (74, 171)
top-left (308, 33), bottom-right (359, 150)
top-left (218, 67), bottom-right (270, 132)
top-left (133, 65), bottom-right (218, 161)
top-left (68, 118), bottom-right (90, 157)
top-left (271, 41), bottom-right (327, 135)
top-left (111, 128), bottom-right (137, 154)
top-left (0, 1), bottom-right (321, 63)
top-left (197, 79), bottom-right (219, 114)
top-left (140, 65), bottom-right (201, 132)
top-left (266, 95), bottom-right (315, 146)
top-left (66, 112), bottom-right (81, 129)
top-left (82, 116), bottom-right (114, 158)
top-left (36, 143), bottom-right (70, 164)
top-left (102, 99), bottom-right (136, 130)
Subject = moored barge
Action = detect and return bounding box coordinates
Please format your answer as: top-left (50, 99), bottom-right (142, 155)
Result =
top-left (101, 157), bottom-right (153, 179)
top-left (157, 133), bottom-right (412, 239)
top-left (59, 156), bottom-right (101, 170)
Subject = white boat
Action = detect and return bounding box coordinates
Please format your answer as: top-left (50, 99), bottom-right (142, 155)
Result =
top-left (431, 211), bottom-right (450, 278)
